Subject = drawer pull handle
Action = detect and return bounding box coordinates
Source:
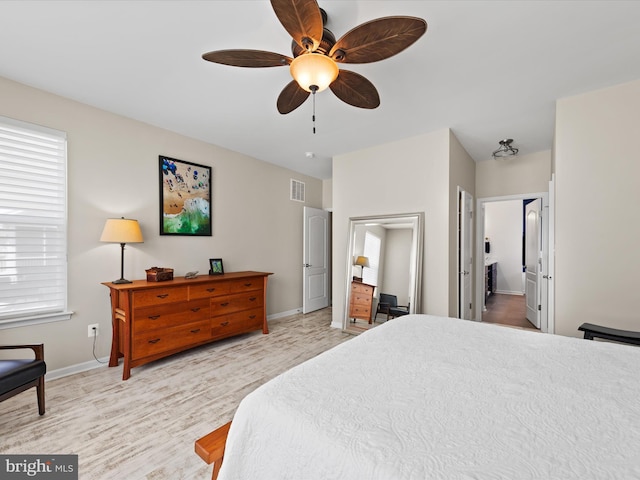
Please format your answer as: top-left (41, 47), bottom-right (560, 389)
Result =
top-left (148, 315), bottom-right (161, 320)
top-left (148, 338), bottom-right (161, 344)
top-left (190, 328), bottom-right (201, 333)
top-left (221, 321), bottom-right (229, 326)
top-left (191, 307), bottom-right (201, 312)
top-left (157, 294), bottom-right (169, 299)
top-left (220, 302), bottom-right (229, 307)
top-left (249, 315), bottom-right (256, 319)
top-left (249, 297), bottom-right (257, 301)
top-left (244, 283), bottom-right (252, 287)
top-left (206, 288), bottom-right (216, 292)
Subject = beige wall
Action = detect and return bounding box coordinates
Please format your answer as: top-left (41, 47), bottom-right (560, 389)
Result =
top-left (322, 179), bottom-right (332, 210)
top-left (555, 79), bottom-right (640, 336)
top-left (332, 128), bottom-right (453, 328)
top-left (0, 76), bottom-right (322, 372)
top-left (476, 150), bottom-right (552, 198)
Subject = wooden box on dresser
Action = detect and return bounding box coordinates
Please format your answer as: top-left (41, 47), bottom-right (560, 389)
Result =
top-left (102, 271), bottom-right (272, 380)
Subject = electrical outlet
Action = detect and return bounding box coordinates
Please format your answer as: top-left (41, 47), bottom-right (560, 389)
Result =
top-left (88, 323), bottom-right (99, 337)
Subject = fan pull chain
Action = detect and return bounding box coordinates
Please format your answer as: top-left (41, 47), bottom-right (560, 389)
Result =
top-left (310, 85), bottom-right (318, 134)
top-left (312, 91), bottom-right (316, 134)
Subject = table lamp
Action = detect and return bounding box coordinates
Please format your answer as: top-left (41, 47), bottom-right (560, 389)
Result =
top-left (354, 256), bottom-right (369, 281)
top-left (100, 217), bottom-right (144, 284)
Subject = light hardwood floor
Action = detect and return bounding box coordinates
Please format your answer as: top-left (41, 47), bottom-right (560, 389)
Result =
top-left (0, 308), bottom-right (349, 480)
top-left (482, 293), bottom-right (538, 331)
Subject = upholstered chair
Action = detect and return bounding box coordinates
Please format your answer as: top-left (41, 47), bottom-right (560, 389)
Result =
top-left (0, 344), bottom-right (46, 415)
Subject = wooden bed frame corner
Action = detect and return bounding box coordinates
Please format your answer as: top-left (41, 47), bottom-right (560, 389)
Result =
top-left (195, 421), bottom-right (232, 480)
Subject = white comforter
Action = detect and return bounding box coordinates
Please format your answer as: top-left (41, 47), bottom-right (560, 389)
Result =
top-left (217, 315), bottom-right (640, 479)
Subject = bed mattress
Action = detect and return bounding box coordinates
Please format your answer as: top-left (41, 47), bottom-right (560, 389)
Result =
top-left (217, 315), bottom-right (640, 479)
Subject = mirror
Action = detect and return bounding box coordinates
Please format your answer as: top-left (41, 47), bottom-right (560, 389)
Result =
top-left (343, 212), bottom-right (424, 332)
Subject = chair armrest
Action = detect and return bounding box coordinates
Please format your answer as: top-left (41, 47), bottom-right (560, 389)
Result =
top-left (0, 344), bottom-right (44, 361)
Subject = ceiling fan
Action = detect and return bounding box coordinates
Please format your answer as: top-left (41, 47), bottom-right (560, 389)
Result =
top-left (202, 0), bottom-right (427, 116)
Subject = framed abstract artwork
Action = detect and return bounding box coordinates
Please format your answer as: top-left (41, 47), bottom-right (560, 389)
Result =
top-left (159, 155), bottom-right (212, 236)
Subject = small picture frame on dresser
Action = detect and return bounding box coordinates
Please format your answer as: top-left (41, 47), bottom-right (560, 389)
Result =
top-left (209, 258), bottom-right (224, 275)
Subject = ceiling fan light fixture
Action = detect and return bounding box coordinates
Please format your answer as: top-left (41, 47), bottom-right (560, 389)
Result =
top-left (492, 139), bottom-right (519, 158)
top-left (290, 53), bottom-right (339, 93)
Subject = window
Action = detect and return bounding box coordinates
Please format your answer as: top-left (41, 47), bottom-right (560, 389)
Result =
top-left (0, 116), bottom-right (70, 328)
top-left (362, 231), bottom-right (381, 286)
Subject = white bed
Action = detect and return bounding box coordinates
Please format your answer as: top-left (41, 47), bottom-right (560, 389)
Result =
top-left (216, 315), bottom-right (640, 479)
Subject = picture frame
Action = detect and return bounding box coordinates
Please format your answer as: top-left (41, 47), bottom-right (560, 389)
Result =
top-left (209, 258), bottom-right (224, 275)
top-left (159, 155), bottom-right (212, 236)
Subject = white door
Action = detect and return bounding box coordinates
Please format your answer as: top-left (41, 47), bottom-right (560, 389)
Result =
top-left (525, 199), bottom-right (541, 328)
top-left (303, 207), bottom-right (330, 313)
top-left (458, 189), bottom-right (473, 319)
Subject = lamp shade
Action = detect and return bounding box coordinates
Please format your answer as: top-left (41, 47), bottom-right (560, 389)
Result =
top-left (290, 53), bottom-right (339, 93)
top-left (100, 218), bottom-right (144, 244)
top-left (354, 256), bottom-right (369, 268)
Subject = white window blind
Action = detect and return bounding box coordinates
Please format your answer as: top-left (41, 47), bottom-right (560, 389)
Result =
top-left (362, 231), bottom-right (381, 286)
top-left (0, 116), bottom-right (69, 327)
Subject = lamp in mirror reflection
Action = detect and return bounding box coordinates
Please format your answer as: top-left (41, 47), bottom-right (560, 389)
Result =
top-left (100, 217), bottom-right (144, 284)
top-left (353, 255), bottom-right (369, 281)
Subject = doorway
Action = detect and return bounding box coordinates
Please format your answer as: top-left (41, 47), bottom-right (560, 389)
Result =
top-left (476, 193), bottom-right (550, 332)
top-left (303, 206), bottom-right (330, 314)
top-left (457, 187), bottom-right (473, 320)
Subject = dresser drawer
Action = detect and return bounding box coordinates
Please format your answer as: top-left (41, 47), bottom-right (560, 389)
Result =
top-left (132, 320), bottom-right (210, 359)
top-left (351, 282), bottom-right (374, 295)
top-left (227, 278), bottom-right (262, 293)
top-left (189, 282), bottom-right (230, 299)
top-left (133, 298), bottom-right (209, 333)
top-left (349, 305), bottom-right (371, 318)
top-left (211, 291), bottom-right (264, 316)
top-left (211, 309), bottom-right (261, 339)
top-left (132, 286), bottom-right (188, 308)
top-left (243, 307), bottom-right (264, 330)
top-left (351, 291), bottom-right (373, 306)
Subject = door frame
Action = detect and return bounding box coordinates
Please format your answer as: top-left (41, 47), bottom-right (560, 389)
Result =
top-left (303, 206), bottom-right (331, 314)
top-left (457, 187), bottom-right (473, 319)
top-left (475, 192), bottom-right (552, 333)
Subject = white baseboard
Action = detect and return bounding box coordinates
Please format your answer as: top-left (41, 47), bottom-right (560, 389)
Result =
top-left (46, 356), bottom-right (109, 381)
top-left (495, 290), bottom-right (524, 296)
top-left (267, 308), bottom-right (302, 320)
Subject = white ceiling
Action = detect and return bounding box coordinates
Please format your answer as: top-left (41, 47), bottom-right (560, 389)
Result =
top-left (2, 1), bottom-right (640, 180)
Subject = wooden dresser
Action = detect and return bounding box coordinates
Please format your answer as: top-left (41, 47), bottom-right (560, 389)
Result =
top-left (103, 271), bottom-right (272, 380)
top-left (349, 281), bottom-right (375, 324)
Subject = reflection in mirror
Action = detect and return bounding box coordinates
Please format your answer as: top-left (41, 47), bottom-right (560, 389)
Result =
top-left (343, 213), bottom-right (424, 333)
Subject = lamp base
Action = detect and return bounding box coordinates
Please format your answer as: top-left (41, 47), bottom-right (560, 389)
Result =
top-left (112, 278), bottom-right (132, 284)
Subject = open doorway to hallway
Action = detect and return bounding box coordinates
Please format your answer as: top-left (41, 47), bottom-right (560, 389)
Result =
top-left (479, 195), bottom-right (548, 332)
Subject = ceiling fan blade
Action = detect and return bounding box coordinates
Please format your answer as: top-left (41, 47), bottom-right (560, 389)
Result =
top-left (202, 49), bottom-right (292, 67)
top-left (329, 70), bottom-right (380, 109)
top-left (277, 80), bottom-right (311, 114)
top-left (329, 17), bottom-right (427, 64)
top-left (270, 0), bottom-right (323, 52)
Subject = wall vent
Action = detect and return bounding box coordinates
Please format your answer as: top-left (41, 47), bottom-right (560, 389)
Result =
top-left (290, 179), bottom-right (305, 202)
